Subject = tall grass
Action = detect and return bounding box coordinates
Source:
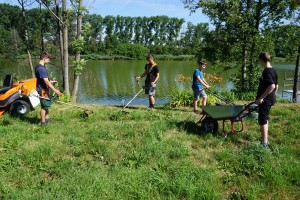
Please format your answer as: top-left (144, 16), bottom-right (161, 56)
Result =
top-left (0, 103), bottom-right (299, 199)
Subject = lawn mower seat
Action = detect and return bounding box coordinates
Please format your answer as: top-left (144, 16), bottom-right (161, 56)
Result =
top-left (0, 75), bottom-right (13, 94)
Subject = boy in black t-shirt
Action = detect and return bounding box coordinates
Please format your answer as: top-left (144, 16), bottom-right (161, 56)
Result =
top-left (35, 52), bottom-right (62, 125)
top-left (135, 54), bottom-right (160, 110)
top-left (256, 52), bottom-right (278, 148)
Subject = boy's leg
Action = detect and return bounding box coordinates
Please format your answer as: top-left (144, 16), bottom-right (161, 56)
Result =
top-left (40, 108), bottom-right (46, 123)
top-left (201, 96), bottom-right (207, 106)
top-left (258, 103), bottom-right (271, 146)
top-left (260, 122), bottom-right (268, 144)
top-left (193, 99), bottom-right (198, 111)
top-left (193, 88), bottom-right (200, 111)
top-left (200, 90), bottom-right (208, 106)
top-left (148, 84), bottom-right (156, 108)
top-left (45, 109), bottom-right (49, 121)
top-left (149, 95), bottom-right (155, 108)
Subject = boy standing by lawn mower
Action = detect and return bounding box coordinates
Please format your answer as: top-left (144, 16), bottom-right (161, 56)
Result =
top-left (256, 52), bottom-right (278, 148)
top-left (135, 54), bottom-right (160, 111)
top-left (35, 52), bottom-right (62, 125)
top-left (192, 61), bottom-right (210, 113)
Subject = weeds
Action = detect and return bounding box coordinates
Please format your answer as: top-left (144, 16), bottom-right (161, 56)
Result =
top-left (0, 103), bottom-right (299, 199)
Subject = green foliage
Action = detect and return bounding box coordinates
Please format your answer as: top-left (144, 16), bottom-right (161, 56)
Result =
top-left (182, 0), bottom-right (300, 92)
top-left (0, 103), bottom-right (299, 199)
top-left (206, 94), bottom-right (218, 105)
top-left (155, 54), bottom-right (196, 61)
top-left (219, 90), bottom-right (236, 102)
top-left (72, 58), bottom-right (86, 76)
top-left (114, 43), bottom-right (149, 59)
top-left (169, 89), bottom-right (193, 107)
top-left (71, 36), bottom-right (84, 53)
top-left (58, 93), bottom-right (72, 103)
top-left (232, 90), bottom-right (256, 101)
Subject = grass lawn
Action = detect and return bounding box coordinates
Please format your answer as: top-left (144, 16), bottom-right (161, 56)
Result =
top-left (0, 103), bottom-right (299, 199)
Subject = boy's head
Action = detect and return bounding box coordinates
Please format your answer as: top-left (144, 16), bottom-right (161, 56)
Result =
top-left (258, 52), bottom-right (271, 63)
top-left (146, 54), bottom-right (154, 64)
top-left (40, 52), bottom-right (52, 64)
top-left (198, 61), bottom-right (207, 69)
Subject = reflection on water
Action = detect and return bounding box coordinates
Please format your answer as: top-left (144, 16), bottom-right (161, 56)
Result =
top-left (0, 59), bottom-right (298, 104)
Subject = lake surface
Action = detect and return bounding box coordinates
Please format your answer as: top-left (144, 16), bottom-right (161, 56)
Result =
top-left (0, 59), bottom-right (298, 105)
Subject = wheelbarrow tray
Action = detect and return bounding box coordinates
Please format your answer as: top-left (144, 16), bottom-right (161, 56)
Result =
top-left (198, 102), bottom-right (258, 134)
top-left (200, 105), bottom-right (245, 120)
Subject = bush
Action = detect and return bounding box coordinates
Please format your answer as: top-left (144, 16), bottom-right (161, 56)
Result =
top-left (169, 89), bottom-right (193, 107)
top-left (114, 43), bottom-right (149, 59)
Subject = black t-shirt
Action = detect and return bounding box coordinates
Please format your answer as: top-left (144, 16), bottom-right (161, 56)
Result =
top-left (256, 68), bottom-right (278, 104)
top-left (144, 64), bottom-right (159, 85)
top-left (35, 64), bottom-right (48, 92)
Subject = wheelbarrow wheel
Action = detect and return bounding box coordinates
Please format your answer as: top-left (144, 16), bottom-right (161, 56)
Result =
top-left (201, 120), bottom-right (218, 133)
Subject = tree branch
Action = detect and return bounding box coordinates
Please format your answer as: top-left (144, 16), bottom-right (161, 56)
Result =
top-left (35, 0), bottom-right (65, 26)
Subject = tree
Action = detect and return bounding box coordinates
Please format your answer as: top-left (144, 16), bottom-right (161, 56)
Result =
top-left (182, 0), bottom-right (299, 91)
top-left (71, 0), bottom-right (87, 103)
top-left (18, 0), bottom-right (34, 77)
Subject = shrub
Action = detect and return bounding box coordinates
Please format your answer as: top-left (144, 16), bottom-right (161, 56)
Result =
top-left (169, 89), bottom-right (193, 107)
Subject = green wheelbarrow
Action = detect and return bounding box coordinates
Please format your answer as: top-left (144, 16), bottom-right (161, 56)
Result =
top-left (198, 102), bottom-right (258, 134)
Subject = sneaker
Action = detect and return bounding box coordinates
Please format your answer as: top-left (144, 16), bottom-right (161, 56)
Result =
top-left (40, 122), bottom-right (47, 126)
top-left (148, 107), bottom-right (155, 111)
top-left (261, 143), bottom-right (269, 148)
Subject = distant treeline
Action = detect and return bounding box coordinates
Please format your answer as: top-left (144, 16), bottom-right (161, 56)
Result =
top-left (0, 3), bottom-right (208, 59)
top-left (0, 3), bottom-right (298, 62)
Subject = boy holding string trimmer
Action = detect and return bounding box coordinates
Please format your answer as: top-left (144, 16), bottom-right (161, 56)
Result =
top-left (135, 54), bottom-right (160, 111)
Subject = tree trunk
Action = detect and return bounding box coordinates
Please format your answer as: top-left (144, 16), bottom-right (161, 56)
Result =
top-left (19, 0), bottom-right (34, 77)
top-left (55, 0), bottom-right (64, 89)
top-left (72, 0), bottom-right (83, 103)
top-left (27, 50), bottom-right (34, 77)
top-left (39, 2), bottom-right (44, 52)
top-left (62, 0), bottom-right (70, 95)
top-left (241, 40), bottom-right (247, 90)
top-left (292, 46), bottom-right (300, 103)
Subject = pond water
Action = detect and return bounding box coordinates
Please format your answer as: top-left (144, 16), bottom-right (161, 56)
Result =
top-left (0, 59), bottom-right (298, 105)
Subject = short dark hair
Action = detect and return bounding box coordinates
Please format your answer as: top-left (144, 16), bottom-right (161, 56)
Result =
top-left (146, 54), bottom-right (154, 60)
top-left (40, 52), bottom-right (52, 60)
top-left (198, 61), bottom-right (206, 65)
top-left (258, 52), bottom-right (271, 62)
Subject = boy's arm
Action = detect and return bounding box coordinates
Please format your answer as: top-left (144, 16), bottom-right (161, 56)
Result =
top-left (202, 79), bottom-right (209, 86)
top-left (256, 84), bottom-right (276, 104)
top-left (196, 76), bottom-right (210, 88)
top-left (135, 69), bottom-right (147, 81)
top-left (151, 73), bottom-right (159, 85)
top-left (43, 78), bottom-right (62, 96)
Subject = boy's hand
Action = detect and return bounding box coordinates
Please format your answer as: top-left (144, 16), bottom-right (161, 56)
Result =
top-left (135, 76), bottom-right (141, 81)
top-left (55, 90), bottom-right (62, 96)
top-left (256, 98), bottom-right (263, 105)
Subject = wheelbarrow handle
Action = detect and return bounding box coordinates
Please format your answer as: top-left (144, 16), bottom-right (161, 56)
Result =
top-left (245, 102), bottom-right (259, 112)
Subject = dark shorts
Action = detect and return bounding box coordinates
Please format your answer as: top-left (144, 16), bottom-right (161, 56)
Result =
top-left (193, 88), bottom-right (207, 100)
top-left (38, 90), bottom-right (51, 109)
top-left (40, 98), bottom-right (52, 109)
top-left (258, 102), bottom-right (272, 125)
top-left (145, 84), bottom-right (156, 96)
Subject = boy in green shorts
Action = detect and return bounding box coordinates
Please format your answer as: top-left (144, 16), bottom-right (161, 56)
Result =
top-left (35, 52), bottom-right (62, 125)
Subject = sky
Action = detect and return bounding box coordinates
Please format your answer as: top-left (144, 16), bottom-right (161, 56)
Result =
top-left (0, 0), bottom-right (210, 25)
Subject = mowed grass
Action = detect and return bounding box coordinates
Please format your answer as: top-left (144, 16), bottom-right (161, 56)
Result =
top-left (0, 103), bottom-right (299, 199)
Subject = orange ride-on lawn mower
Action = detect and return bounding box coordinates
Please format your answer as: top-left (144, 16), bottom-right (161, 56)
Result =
top-left (0, 75), bottom-right (40, 118)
